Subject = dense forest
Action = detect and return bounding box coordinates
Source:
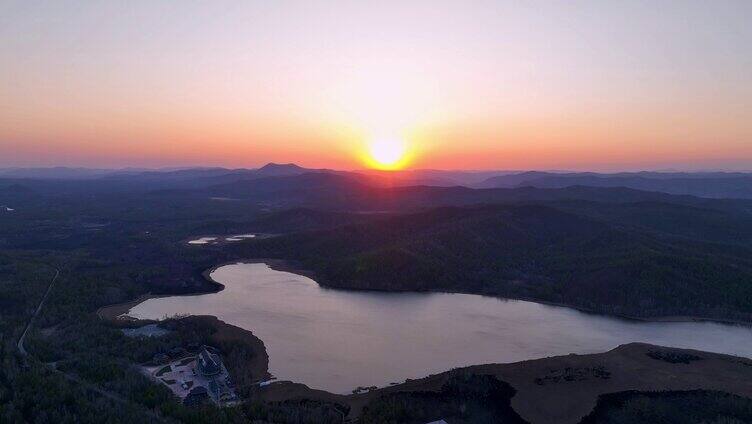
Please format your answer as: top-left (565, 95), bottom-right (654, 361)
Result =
top-left (231, 202), bottom-right (752, 321)
top-left (2, 169), bottom-right (752, 422)
top-left (580, 390), bottom-right (752, 424)
top-left (359, 374), bottom-right (527, 424)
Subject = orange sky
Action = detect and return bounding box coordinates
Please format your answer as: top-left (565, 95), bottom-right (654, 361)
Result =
top-left (1, 1), bottom-right (751, 171)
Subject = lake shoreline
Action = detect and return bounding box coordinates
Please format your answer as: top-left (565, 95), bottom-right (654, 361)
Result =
top-left (97, 294), bottom-right (171, 321)
top-left (488, 295), bottom-right (752, 327)
top-left (245, 260), bottom-right (752, 327)
top-left (102, 258), bottom-right (752, 327)
top-left (98, 260), bottom-right (752, 422)
top-left (200, 258), bottom-right (318, 290)
top-left (98, 259), bottom-right (314, 322)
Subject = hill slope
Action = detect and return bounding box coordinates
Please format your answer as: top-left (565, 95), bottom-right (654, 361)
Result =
top-left (234, 203), bottom-right (752, 321)
top-left (478, 171), bottom-right (752, 199)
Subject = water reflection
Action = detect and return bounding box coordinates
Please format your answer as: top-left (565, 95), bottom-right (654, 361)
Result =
top-left (128, 262), bottom-right (752, 394)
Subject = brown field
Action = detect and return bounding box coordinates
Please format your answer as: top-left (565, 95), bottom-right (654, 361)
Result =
top-left (100, 261), bottom-right (752, 423)
top-left (257, 342), bottom-right (752, 424)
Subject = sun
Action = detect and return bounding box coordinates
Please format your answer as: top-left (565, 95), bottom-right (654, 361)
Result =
top-left (367, 138), bottom-right (407, 170)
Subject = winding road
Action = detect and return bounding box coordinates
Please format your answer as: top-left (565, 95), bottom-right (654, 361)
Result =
top-left (16, 267), bottom-right (169, 423)
top-left (17, 268), bottom-right (59, 357)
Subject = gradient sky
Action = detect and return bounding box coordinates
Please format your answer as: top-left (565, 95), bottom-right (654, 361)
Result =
top-left (1, 0), bottom-right (751, 170)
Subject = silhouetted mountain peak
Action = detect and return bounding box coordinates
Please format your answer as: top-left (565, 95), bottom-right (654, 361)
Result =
top-left (256, 163), bottom-right (307, 176)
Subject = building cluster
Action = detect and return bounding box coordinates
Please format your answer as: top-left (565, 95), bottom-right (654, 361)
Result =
top-left (151, 344), bottom-right (237, 407)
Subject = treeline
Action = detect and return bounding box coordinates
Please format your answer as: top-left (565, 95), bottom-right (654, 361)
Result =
top-left (4, 177), bottom-right (752, 422)
top-left (580, 390), bottom-right (752, 424)
top-left (0, 356), bottom-right (163, 424)
top-left (0, 248), bottom-right (346, 423)
top-left (230, 203), bottom-right (752, 322)
top-left (360, 373), bottom-right (527, 424)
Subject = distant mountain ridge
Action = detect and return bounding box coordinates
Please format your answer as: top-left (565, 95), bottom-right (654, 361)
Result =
top-left (203, 172), bottom-right (752, 213)
top-left (0, 164), bottom-right (517, 186)
top-left (0, 167), bottom-right (127, 179)
top-left (4, 164), bottom-right (752, 199)
top-left (477, 171), bottom-right (752, 198)
top-left (5, 164), bottom-right (752, 215)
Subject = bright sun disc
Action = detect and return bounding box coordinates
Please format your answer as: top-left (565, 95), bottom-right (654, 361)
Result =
top-left (368, 138), bottom-right (406, 169)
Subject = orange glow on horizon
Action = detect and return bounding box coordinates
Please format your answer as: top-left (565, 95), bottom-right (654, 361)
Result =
top-left (1, 3), bottom-right (751, 170)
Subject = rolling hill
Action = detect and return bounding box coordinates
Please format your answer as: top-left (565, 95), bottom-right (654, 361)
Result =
top-left (478, 171), bottom-right (752, 199)
top-left (232, 203), bottom-right (752, 321)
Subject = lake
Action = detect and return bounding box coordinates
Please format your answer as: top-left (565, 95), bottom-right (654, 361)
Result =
top-left (127, 262), bottom-right (752, 394)
top-left (188, 234), bottom-right (257, 244)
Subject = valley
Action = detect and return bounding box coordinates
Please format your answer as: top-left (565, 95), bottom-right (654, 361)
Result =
top-left (3, 165), bottom-right (752, 423)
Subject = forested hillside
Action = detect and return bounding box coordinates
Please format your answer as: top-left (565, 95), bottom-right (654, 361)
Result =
top-left (232, 203), bottom-right (752, 321)
top-left (3, 171), bottom-right (752, 422)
